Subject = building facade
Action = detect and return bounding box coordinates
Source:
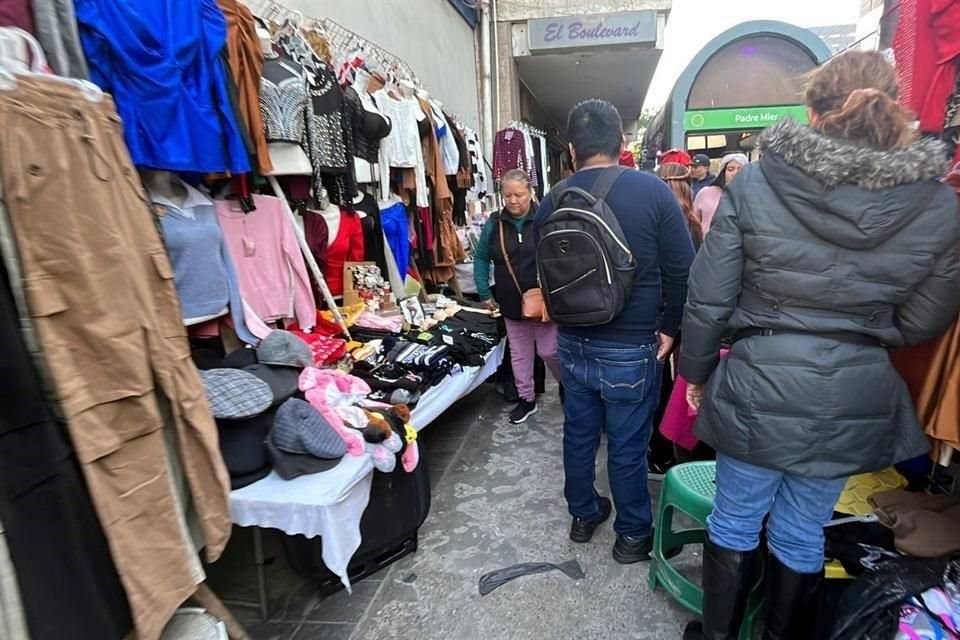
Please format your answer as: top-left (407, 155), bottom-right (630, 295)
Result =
top-left (493, 0), bottom-right (672, 137)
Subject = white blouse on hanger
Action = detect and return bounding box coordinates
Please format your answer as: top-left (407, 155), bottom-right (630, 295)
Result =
top-left (430, 102), bottom-right (460, 176)
top-left (375, 91), bottom-right (428, 207)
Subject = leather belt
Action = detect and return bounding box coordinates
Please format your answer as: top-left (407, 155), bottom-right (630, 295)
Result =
top-left (734, 327), bottom-right (884, 347)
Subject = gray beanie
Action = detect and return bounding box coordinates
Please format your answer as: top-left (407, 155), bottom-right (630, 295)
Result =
top-left (256, 330), bottom-right (314, 369)
top-left (271, 398), bottom-right (348, 459)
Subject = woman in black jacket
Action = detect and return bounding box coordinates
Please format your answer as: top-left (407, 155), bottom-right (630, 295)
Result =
top-left (680, 51), bottom-right (960, 640)
top-left (474, 169), bottom-right (562, 424)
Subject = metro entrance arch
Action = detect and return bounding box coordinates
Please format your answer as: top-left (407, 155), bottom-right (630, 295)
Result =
top-left (645, 20), bottom-right (831, 166)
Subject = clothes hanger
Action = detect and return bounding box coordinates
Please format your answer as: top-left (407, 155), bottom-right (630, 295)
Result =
top-left (0, 27), bottom-right (102, 100)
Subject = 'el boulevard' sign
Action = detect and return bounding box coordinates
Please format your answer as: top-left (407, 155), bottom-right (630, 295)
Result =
top-left (527, 11), bottom-right (657, 52)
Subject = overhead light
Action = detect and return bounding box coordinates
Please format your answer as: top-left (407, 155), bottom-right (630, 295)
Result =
top-left (574, 59), bottom-right (581, 65)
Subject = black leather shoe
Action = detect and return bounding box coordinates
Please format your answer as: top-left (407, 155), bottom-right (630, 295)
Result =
top-left (696, 540), bottom-right (759, 640)
top-left (569, 497), bottom-right (612, 543)
top-left (613, 534), bottom-right (654, 564)
top-left (762, 553), bottom-right (822, 640)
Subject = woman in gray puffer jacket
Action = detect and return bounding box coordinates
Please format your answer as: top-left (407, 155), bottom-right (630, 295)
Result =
top-left (680, 51), bottom-right (960, 640)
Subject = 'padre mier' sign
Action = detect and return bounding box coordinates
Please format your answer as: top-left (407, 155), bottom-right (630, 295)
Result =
top-left (528, 11), bottom-right (657, 52)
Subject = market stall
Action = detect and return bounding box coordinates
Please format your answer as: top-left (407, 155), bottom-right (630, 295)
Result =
top-left (0, 0), bottom-right (498, 637)
top-left (229, 343), bottom-right (502, 615)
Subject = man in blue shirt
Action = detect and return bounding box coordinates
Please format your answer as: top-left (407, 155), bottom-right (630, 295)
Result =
top-left (534, 100), bottom-right (695, 564)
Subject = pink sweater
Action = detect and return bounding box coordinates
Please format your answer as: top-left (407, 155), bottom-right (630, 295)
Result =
top-left (216, 195), bottom-right (316, 329)
top-left (694, 185), bottom-right (723, 236)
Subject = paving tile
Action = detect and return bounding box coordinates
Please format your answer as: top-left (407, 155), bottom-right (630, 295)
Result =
top-left (289, 622), bottom-right (355, 640)
top-left (235, 620), bottom-right (298, 640)
top-left (305, 580), bottom-right (382, 623)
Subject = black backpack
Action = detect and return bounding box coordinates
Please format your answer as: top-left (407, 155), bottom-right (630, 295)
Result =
top-left (536, 167), bottom-right (638, 326)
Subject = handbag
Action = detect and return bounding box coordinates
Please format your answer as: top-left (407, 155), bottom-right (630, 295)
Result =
top-left (499, 218), bottom-right (549, 322)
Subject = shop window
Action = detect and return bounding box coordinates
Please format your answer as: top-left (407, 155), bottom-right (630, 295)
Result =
top-left (687, 36), bottom-right (818, 110)
top-left (707, 134), bottom-right (727, 148)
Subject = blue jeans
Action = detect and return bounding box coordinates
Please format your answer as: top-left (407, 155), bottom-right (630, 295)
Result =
top-left (709, 453), bottom-right (847, 574)
top-left (558, 334), bottom-right (662, 537)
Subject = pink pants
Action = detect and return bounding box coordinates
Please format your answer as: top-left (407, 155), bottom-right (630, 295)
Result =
top-left (504, 318), bottom-right (563, 402)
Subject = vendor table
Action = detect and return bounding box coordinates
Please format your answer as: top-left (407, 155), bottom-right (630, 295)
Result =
top-left (227, 342), bottom-right (504, 617)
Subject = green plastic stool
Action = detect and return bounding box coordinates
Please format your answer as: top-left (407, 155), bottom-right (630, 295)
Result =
top-left (648, 461), bottom-right (763, 640)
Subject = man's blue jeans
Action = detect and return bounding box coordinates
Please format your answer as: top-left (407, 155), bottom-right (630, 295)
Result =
top-left (709, 453), bottom-right (847, 573)
top-left (558, 334), bottom-right (662, 538)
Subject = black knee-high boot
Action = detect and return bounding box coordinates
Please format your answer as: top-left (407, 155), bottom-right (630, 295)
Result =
top-left (762, 553), bottom-right (822, 640)
top-left (684, 540), bottom-right (758, 640)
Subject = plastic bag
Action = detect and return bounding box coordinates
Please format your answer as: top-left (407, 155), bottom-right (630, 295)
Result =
top-left (478, 560), bottom-right (585, 596)
top-left (831, 556), bottom-right (951, 640)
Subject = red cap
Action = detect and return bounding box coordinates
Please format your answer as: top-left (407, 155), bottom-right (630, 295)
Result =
top-left (618, 150), bottom-right (637, 168)
top-left (659, 149), bottom-right (691, 167)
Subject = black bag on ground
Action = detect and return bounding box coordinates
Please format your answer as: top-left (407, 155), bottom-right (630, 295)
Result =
top-left (283, 447), bottom-right (431, 594)
top-left (536, 166), bottom-right (637, 326)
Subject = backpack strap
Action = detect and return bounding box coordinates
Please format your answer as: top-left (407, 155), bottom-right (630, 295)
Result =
top-left (589, 166), bottom-right (629, 201)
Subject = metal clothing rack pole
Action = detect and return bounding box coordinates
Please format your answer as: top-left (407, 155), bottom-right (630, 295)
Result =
top-left (266, 175), bottom-right (351, 340)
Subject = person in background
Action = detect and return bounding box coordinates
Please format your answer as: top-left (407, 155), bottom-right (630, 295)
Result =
top-left (474, 169), bottom-right (562, 425)
top-left (693, 152), bottom-right (747, 236)
top-left (535, 99), bottom-right (695, 564)
top-left (619, 145), bottom-right (638, 169)
top-left (658, 162), bottom-right (704, 251)
top-left (659, 148), bottom-right (692, 167)
top-left (680, 51), bottom-right (960, 640)
top-left (690, 153), bottom-right (715, 198)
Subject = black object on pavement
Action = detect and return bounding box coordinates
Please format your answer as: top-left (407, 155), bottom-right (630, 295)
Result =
top-left (478, 560), bottom-right (585, 596)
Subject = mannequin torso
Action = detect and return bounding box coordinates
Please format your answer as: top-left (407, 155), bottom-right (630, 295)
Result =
top-left (316, 203), bottom-right (341, 245)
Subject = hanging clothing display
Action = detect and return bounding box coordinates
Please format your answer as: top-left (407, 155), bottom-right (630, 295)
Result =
top-left (891, 313), bottom-right (960, 455)
top-left (0, 2), bottom-right (499, 636)
top-left (259, 54), bottom-right (314, 176)
top-left (432, 104), bottom-right (460, 176)
top-left (276, 26), bottom-right (352, 204)
top-left (522, 127), bottom-right (539, 190)
top-left (448, 174), bottom-right (468, 230)
top-left (894, 0), bottom-right (960, 162)
top-left (152, 181), bottom-right (259, 345)
top-left (354, 191), bottom-right (389, 277)
top-left (493, 127), bottom-right (530, 181)
top-left (75, 0), bottom-right (250, 173)
top-left (344, 85), bottom-right (391, 165)
top-left (216, 194), bottom-right (316, 328)
top-left (323, 208), bottom-right (365, 296)
top-left (216, 0), bottom-right (272, 174)
top-left (0, 255), bottom-right (132, 640)
top-left (0, 75), bottom-right (232, 640)
top-left (380, 200), bottom-right (410, 281)
top-left (31, 0), bottom-right (89, 79)
top-left (377, 91), bottom-right (428, 207)
top-left (538, 134), bottom-right (550, 193)
top-left (464, 126), bottom-right (489, 201)
top-left (305, 61), bottom-right (348, 173)
top-left (303, 209), bottom-right (329, 278)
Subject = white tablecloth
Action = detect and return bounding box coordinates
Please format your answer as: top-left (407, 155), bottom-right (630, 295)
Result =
top-left (229, 342), bottom-right (504, 588)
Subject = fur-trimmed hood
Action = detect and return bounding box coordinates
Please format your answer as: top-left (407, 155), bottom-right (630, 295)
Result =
top-left (756, 119), bottom-right (955, 249)
top-left (758, 118), bottom-right (949, 190)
